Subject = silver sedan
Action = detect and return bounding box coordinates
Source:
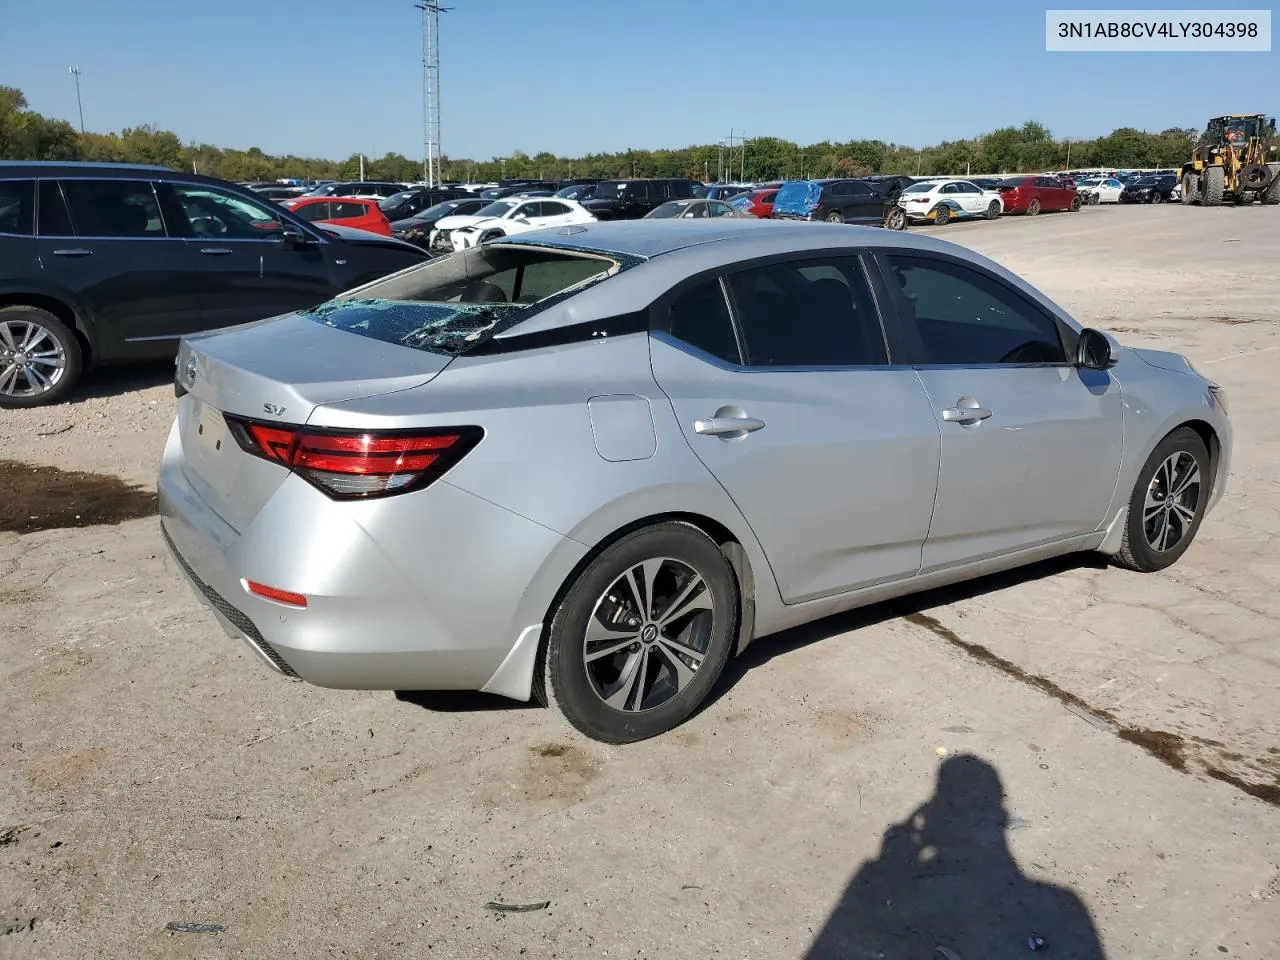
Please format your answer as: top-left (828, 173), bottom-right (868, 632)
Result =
top-left (159, 219), bottom-right (1231, 743)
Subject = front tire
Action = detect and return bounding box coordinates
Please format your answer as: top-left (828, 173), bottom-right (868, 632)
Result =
top-left (538, 522), bottom-right (740, 743)
top-left (825, 210), bottom-right (845, 224)
top-left (0, 305), bottom-right (83, 409)
top-left (1149, 191), bottom-right (1162, 204)
top-left (1263, 163), bottom-right (1280, 205)
top-left (1112, 428), bottom-right (1211, 573)
top-left (884, 206), bottom-right (908, 230)
top-left (933, 204), bottom-right (951, 225)
top-left (1026, 198), bottom-right (1041, 216)
top-left (1203, 166), bottom-right (1225, 206)
top-left (1069, 195), bottom-right (1083, 212)
top-left (1181, 172), bottom-right (1200, 204)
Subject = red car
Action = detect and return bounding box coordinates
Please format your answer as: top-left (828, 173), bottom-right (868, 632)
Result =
top-left (995, 176), bottom-right (1082, 216)
top-left (738, 187), bottom-right (779, 218)
top-left (280, 196), bottom-right (392, 236)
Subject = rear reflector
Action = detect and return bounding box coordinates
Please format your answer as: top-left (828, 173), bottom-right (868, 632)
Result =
top-left (225, 417), bottom-right (482, 500)
top-left (244, 580), bottom-right (308, 608)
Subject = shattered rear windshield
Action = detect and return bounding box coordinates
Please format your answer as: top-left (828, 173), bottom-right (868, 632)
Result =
top-left (302, 243), bottom-right (623, 355)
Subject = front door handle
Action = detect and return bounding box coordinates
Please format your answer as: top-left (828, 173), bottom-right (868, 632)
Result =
top-left (941, 400), bottom-right (992, 424)
top-left (200, 247), bottom-right (233, 256)
top-left (694, 416), bottom-right (766, 437)
top-left (52, 248), bottom-right (92, 257)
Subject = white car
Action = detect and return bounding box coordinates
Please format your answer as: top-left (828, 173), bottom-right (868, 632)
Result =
top-left (430, 198), bottom-right (596, 252)
top-left (1076, 177), bottom-right (1125, 204)
top-left (898, 178), bottom-right (1004, 224)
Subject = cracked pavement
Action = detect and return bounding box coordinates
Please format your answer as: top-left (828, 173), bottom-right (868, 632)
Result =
top-left (1, 205), bottom-right (1277, 958)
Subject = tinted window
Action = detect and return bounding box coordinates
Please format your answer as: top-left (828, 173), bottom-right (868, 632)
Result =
top-left (885, 254), bottom-right (1066, 365)
top-left (664, 278), bottom-right (739, 364)
top-left (0, 180), bottom-right (35, 235)
top-left (538, 201), bottom-right (571, 217)
top-left (669, 180), bottom-right (694, 199)
top-left (37, 181), bottom-right (73, 236)
top-left (849, 181), bottom-right (873, 195)
top-left (708, 201), bottom-right (734, 217)
top-left (169, 183), bottom-right (284, 239)
top-left (296, 201), bottom-right (331, 221)
top-left (60, 180), bottom-right (165, 237)
top-left (331, 201), bottom-right (368, 219)
top-left (727, 258), bottom-right (886, 367)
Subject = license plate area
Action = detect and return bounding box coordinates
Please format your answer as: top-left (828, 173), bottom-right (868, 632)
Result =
top-left (184, 399), bottom-right (237, 497)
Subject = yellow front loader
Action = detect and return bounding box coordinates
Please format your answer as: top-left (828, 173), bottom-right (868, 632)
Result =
top-left (1180, 114), bottom-right (1279, 206)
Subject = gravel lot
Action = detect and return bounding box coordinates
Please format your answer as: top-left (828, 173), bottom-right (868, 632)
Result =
top-left (2, 204), bottom-right (1278, 959)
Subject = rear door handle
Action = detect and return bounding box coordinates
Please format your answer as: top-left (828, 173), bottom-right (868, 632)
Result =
top-left (52, 248), bottom-right (92, 257)
top-left (694, 416), bottom-right (766, 436)
top-left (200, 247), bottom-right (233, 256)
top-left (941, 404), bottom-right (992, 424)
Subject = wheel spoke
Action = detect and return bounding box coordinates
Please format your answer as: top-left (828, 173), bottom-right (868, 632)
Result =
top-left (28, 354), bottom-right (63, 368)
top-left (1171, 501), bottom-right (1197, 525)
top-left (1156, 510), bottom-right (1173, 551)
top-left (26, 366), bottom-right (52, 390)
top-left (1143, 492), bottom-right (1164, 519)
top-left (622, 559), bottom-right (663, 618)
top-left (654, 641), bottom-right (698, 692)
top-left (1172, 461), bottom-right (1200, 499)
top-left (604, 648), bottom-right (649, 711)
top-left (655, 574), bottom-right (711, 628)
top-left (584, 635), bottom-right (638, 663)
top-left (0, 324), bottom-right (16, 351)
top-left (18, 324), bottom-right (44, 351)
top-left (0, 363), bottom-right (18, 394)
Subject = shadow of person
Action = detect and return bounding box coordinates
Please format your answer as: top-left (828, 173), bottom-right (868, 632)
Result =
top-left (804, 755), bottom-right (1106, 959)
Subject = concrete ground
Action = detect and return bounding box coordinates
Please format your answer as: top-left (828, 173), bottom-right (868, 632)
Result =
top-left (1, 203), bottom-right (1277, 959)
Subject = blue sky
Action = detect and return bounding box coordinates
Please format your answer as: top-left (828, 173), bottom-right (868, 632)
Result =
top-left (6, 0), bottom-right (1276, 160)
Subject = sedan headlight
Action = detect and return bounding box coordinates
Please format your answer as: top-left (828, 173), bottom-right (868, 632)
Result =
top-left (1208, 382), bottom-right (1229, 417)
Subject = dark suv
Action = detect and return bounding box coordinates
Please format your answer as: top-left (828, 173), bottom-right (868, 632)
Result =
top-left (580, 178), bottom-right (698, 219)
top-left (771, 178), bottom-right (897, 225)
top-left (0, 161), bottom-right (430, 407)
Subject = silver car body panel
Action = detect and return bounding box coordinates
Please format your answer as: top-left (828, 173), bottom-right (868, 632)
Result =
top-left (158, 220), bottom-right (1232, 700)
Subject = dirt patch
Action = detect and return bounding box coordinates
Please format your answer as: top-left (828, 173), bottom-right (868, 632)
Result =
top-left (26, 748), bottom-right (108, 791)
top-left (0, 460), bottom-right (156, 533)
top-left (523, 743), bottom-right (599, 803)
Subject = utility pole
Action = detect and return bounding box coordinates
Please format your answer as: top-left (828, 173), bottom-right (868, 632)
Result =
top-left (68, 66), bottom-right (84, 134)
top-left (359, 154), bottom-right (365, 180)
top-left (416, 1), bottom-right (452, 187)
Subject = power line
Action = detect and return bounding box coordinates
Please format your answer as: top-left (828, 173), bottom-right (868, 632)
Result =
top-left (415, 1), bottom-right (451, 187)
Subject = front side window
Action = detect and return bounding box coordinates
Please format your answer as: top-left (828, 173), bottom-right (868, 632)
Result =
top-left (60, 180), bottom-right (165, 238)
top-left (0, 180), bottom-right (35, 236)
top-left (169, 183), bottom-right (284, 239)
top-left (885, 254), bottom-right (1066, 365)
top-left (296, 201), bottom-right (332, 222)
top-left (727, 257), bottom-right (887, 367)
top-left (663, 278), bottom-right (739, 364)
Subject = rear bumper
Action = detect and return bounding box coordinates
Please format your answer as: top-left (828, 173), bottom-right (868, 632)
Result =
top-left (157, 419), bottom-right (586, 693)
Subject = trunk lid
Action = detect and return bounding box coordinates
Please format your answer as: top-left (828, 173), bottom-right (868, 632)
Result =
top-left (175, 312), bottom-right (454, 531)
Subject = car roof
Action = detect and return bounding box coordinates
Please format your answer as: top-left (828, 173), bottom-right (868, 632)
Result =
top-left (0, 160), bottom-right (171, 175)
top-left (481, 220), bottom-right (1081, 345)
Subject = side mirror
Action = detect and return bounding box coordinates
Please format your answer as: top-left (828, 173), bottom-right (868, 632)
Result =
top-left (1077, 327), bottom-right (1119, 370)
top-left (280, 227), bottom-right (309, 247)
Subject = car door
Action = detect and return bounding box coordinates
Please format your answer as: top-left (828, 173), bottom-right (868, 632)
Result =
top-left (1034, 176), bottom-right (1064, 210)
top-left (159, 181), bottom-right (335, 326)
top-left (956, 181), bottom-right (986, 214)
top-left (874, 250), bottom-right (1123, 572)
top-left (37, 177), bottom-right (207, 357)
top-left (845, 180), bottom-right (885, 222)
top-left (648, 254), bottom-right (941, 603)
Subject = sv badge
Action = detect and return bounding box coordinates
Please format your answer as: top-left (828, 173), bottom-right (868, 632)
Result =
top-left (263, 402), bottom-right (287, 416)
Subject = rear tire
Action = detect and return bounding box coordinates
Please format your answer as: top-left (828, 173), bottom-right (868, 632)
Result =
top-left (0, 305), bottom-right (84, 409)
top-left (1203, 166), bottom-right (1225, 206)
top-left (1026, 198), bottom-right (1041, 216)
top-left (1111, 428), bottom-right (1211, 573)
top-left (933, 204), bottom-right (951, 225)
top-left (537, 522), bottom-right (740, 743)
top-left (1149, 191), bottom-right (1162, 204)
top-left (825, 210), bottom-right (845, 224)
top-left (884, 206), bottom-right (908, 231)
top-left (1181, 172), bottom-right (1200, 204)
top-left (1264, 163), bottom-right (1280, 205)
top-left (1088, 192), bottom-right (1100, 206)
top-left (1069, 195), bottom-right (1083, 212)
top-left (984, 200), bottom-right (1001, 219)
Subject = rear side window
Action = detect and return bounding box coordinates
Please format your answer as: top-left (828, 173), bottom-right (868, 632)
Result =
top-left (884, 254), bottom-right (1066, 365)
top-left (60, 180), bottom-right (165, 237)
top-left (37, 181), bottom-right (74, 236)
top-left (663, 279), bottom-right (739, 364)
top-left (0, 179), bottom-right (35, 236)
top-left (670, 180), bottom-right (693, 199)
top-left (727, 257), bottom-right (887, 367)
top-left (331, 201), bottom-right (367, 219)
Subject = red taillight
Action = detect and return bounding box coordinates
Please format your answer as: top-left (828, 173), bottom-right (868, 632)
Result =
top-left (227, 417), bottom-right (482, 499)
top-left (244, 580), bottom-right (308, 607)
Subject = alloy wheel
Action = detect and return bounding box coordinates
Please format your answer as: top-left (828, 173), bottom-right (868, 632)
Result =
top-left (582, 556), bottom-right (715, 713)
top-left (1143, 451), bottom-right (1201, 552)
top-left (0, 319), bottom-right (67, 399)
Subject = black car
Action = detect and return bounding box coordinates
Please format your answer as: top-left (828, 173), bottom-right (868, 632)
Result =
top-left (1120, 175), bottom-right (1179, 203)
top-left (864, 174), bottom-right (921, 201)
top-left (0, 161), bottom-right (430, 407)
top-left (579, 178), bottom-right (699, 220)
top-left (389, 197), bottom-right (491, 248)
top-left (301, 181), bottom-right (406, 199)
top-left (554, 183), bottom-right (596, 201)
top-left (771, 178), bottom-right (898, 225)
top-left (378, 186), bottom-right (469, 222)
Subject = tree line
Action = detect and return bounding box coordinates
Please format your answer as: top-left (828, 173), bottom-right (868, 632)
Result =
top-left (2, 86), bottom-right (1199, 185)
